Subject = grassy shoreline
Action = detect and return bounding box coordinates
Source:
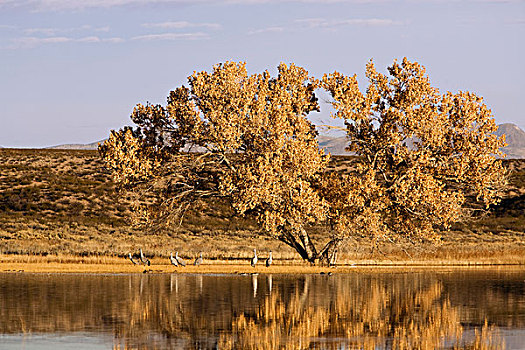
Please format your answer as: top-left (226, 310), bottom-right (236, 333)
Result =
top-left (2, 254), bottom-right (525, 274)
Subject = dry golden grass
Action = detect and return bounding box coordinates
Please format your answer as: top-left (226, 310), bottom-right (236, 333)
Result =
top-left (2, 254), bottom-right (525, 274)
top-left (1, 148), bottom-right (525, 268)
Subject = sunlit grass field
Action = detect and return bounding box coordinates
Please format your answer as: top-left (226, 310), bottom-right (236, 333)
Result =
top-left (1, 148), bottom-right (524, 270)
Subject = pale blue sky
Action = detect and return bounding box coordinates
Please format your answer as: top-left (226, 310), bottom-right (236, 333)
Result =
top-left (1, 0), bottom-right (523, 148)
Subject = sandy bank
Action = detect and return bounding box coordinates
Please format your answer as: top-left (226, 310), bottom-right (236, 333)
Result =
top-left (2, 255), bottom-right (524, 274)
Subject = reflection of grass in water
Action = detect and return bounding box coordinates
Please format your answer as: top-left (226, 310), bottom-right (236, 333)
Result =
top-left (220, 279), bottom-right (504, 350)
top-left (0, 274), bottom-right (508, 349)
top-left (457, 322), bottom-right (504, 350)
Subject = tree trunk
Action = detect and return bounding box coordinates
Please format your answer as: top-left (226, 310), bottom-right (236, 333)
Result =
top-left (297, 227), bottom-right (318, 263)
top-left (278, 227), bottom-right (319, 263)
top-left (318, 238), bottom-right (342, 266)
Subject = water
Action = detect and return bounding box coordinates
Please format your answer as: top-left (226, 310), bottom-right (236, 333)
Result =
top-left (1, 268), bottom-right (524, 349)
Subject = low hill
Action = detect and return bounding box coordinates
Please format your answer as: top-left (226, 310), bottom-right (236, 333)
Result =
top-left (46, 140), bottom-right (105, 150)
top-left (495, 123), bottom-right (525, 159)
top-left (0, 148), bottom-right (524, 263)
top-left (317, 135), bottom-right (349, 155)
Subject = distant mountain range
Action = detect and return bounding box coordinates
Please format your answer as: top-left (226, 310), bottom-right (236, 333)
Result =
top-left (46, 139), bottom-right (106, 151)
top-left (44, 123), bottom-right (525, 159)
top-left (318, 123), bottom-right (525, 158)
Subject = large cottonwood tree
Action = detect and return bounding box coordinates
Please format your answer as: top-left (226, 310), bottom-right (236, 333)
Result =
top-left (101, 59), bottom-right (507, 263)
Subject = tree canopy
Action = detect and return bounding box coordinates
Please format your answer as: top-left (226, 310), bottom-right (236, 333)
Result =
top-left (100, 62), bottom-right (330, 262)
top-left (100, 58), bottom-right (507, 263)
top-left (321, 58), bottom-right (507, 245)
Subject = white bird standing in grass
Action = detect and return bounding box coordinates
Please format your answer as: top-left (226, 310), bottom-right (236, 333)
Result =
top-left (139, 248), bottom-right (150, 266)
top-left (175, 252), bottom-right (186, 267)
top-left (266, 251), bottom-right (272, 267)
top-left (128, 253), bottom-right (139, 265)
top-left (170, 252), bottom-right (178, 267)
top-left (251, 248), bottom-right (258, 267)
top-left (194, 252), bottom-right (203, 266)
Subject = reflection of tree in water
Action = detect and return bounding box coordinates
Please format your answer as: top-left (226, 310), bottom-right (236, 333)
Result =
top-left (0, 274), bottom-right (507, 349)
top-left (218, 276), bottom-right (503, 349)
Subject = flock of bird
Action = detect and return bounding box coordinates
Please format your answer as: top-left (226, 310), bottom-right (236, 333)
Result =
top-left (128, 248), bottom-right (151, 266)
top-left (128, 248), bottom-right (273, 267)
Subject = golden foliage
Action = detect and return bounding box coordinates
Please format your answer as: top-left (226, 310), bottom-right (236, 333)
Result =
top-left (100, 62), bottom-right (328, 261)
top-left (322, 58), bottom-right (507, 244)
top-left (99, 128), bottom-right (163, 189)
top-left (100, 58), bottom-right (508, 262)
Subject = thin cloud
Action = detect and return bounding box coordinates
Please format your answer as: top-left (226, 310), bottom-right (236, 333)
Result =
top-left (0, 0), bottom-right (205, 11)
top-left (9, 35), bottom-right (124, 48)
top-left (23, 25), bottom-right (110, 36)
top-left (104, 37), bottom-right (125, 43)
top-left (248, 17), bottom-right (402, 36)
top-left (143, 21), bottom-right (221, 30)
top-left (24, 27), bottom-right (59, 35)
top-left (1, 0), bottom-right (390, 11)
top-left (132, 32), bottom-right (209, 41)
top-left (0, 0), bottom-right (19, 7)
top-left (248, 26), bottom-right (285, 35)
top-left (295, 17), bottom-right (403, 28)
top-left (11, 36), bottom-right (71, 48)
top-left (2, 0), bottom-right (522, 11)
top-left (92, 26), bottom-right (111, 32)
top-left (77, 36), bottom-right (123, 43)
top-left (77, 36), bottom-right (102, 42)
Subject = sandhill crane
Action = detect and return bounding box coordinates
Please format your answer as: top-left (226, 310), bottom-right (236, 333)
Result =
top-left (251, 248), bottom-right (258, 267)
top-left (266, 251), bottom-right (272, 267)
top-left (170, 252), bottom-right (178, 267)
top-left (175, 252), bottom-right (186, 267)
top-left (128, 253), bottom-right (139, 265)
top-left (194, 252), bottom-right (203, 266)
top-left (329, 248), bottom-right (338, 267)
top-left (139, 248), bottom-right (151, 266)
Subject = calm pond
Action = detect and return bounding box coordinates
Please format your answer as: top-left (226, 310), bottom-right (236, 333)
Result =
top-left (1, 269), bottom-right (525, 349)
